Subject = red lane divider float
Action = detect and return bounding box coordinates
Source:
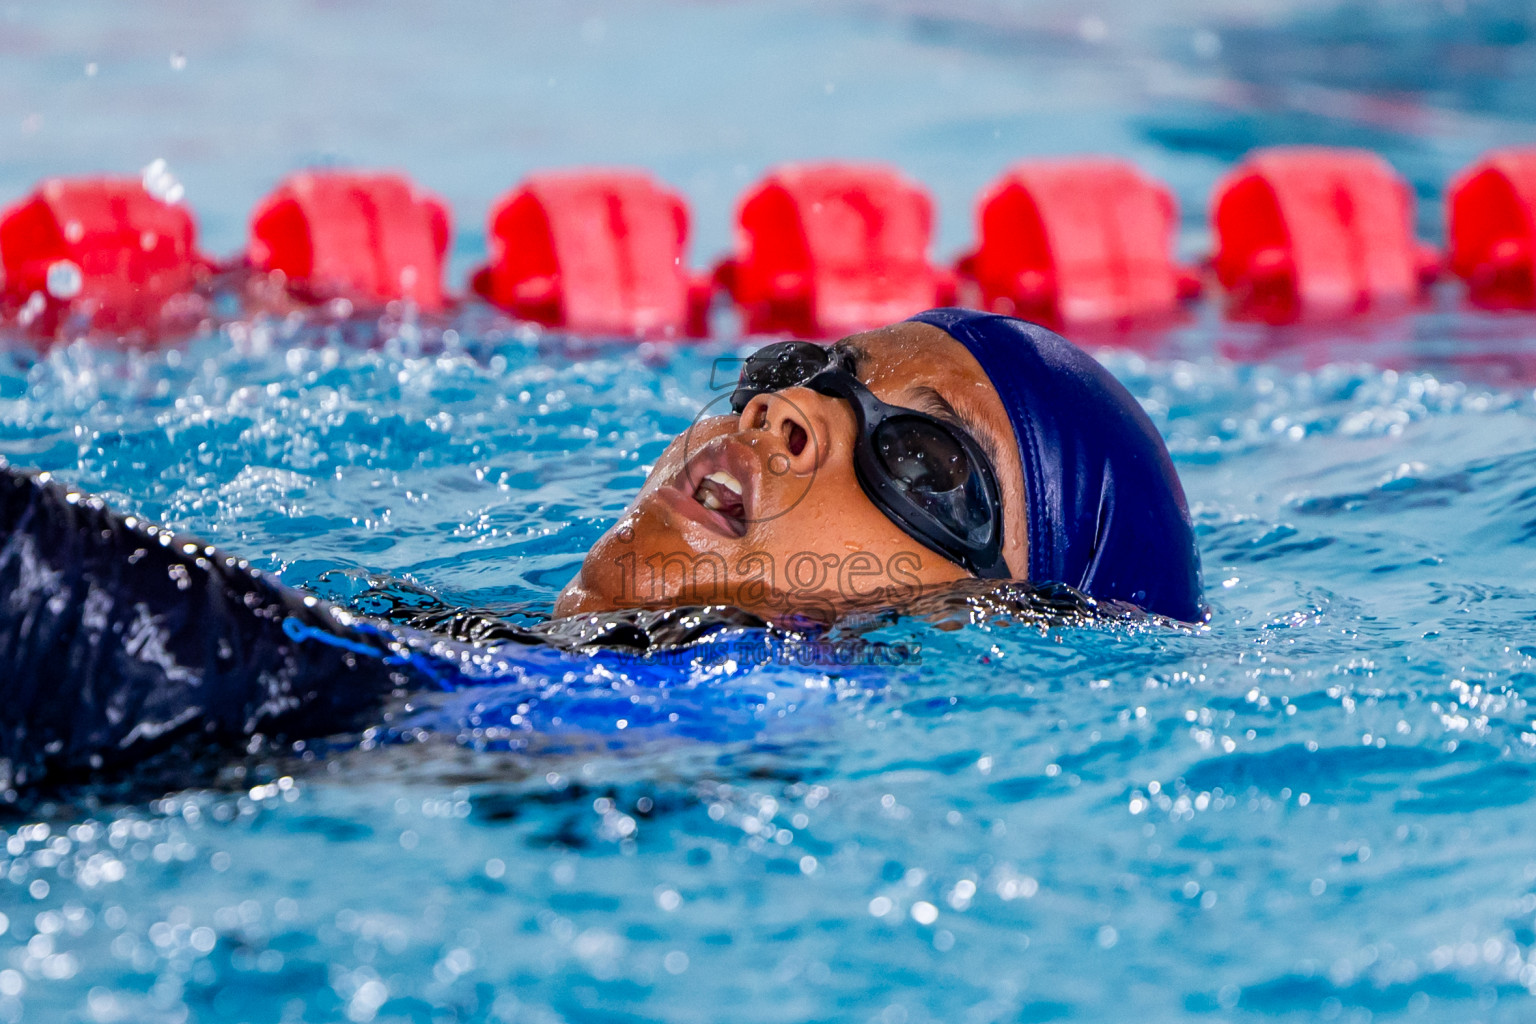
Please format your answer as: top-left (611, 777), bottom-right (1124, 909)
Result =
top-left (7, 147), bottom-right (1535, 345)
top-left (1212, 146), bottom-right (1439, 324)
top-left (0, 177), bottom-right (209, 342)
top-left (1448, 148), bottom-right (1536, 309)
top-left (955, 157), bottom-right (1200, 330)
top-left (247, 171), bottom-right (451, 311)
top-left (713, 163), bottom-right (954, 338)
top-left (472, 170), bottom-right (710, 338)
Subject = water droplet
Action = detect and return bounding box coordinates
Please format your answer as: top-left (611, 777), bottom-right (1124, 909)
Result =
top-left (46, 260), bottom-right (83, 300)
top-left (142, 159), bottom-right (185, 204)
top-left (18, 291), bottom-right (46, 326)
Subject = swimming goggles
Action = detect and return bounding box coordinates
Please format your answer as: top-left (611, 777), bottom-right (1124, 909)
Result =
top-left (729, 341), bottom-right (1009, 579)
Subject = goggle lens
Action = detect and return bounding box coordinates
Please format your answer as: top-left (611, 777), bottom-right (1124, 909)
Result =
top-left (873, 417), bottom-right (970, 495)
top-left (875, 417), bottom-right (993, 539)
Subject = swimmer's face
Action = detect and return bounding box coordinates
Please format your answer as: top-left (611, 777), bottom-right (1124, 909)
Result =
top-left (554, 322), bottom-right (1029, 621)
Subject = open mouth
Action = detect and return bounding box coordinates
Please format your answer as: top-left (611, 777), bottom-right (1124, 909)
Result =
top-left (692, 470), bottom-right (747, 534)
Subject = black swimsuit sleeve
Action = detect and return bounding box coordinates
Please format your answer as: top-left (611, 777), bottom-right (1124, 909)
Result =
top-left (0, 466), bottom-right (409, 794)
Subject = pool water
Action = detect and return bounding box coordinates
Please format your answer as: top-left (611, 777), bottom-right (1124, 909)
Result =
top-left (6, 1), bottom-right (1536, 1022)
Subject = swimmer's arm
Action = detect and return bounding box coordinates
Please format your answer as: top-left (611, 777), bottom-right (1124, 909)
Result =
top-left (0, 466), bottom-right (407, 793)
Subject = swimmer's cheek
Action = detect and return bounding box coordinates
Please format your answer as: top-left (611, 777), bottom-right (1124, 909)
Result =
top-left (559, 503), bottom-right (690, 615)
top-left (883, 550), bottom-right (925, 605)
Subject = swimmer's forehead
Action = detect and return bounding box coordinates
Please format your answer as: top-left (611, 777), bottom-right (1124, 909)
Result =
top-left (835, 322), bottom-right (1002, 439)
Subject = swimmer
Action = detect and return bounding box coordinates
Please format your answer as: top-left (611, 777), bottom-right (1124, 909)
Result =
top-left (0, 308), bottom-right (1201, 793)
top-left (559, 308), bottom-right (1203, 623)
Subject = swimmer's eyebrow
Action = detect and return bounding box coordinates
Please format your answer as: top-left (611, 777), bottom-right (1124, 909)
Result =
top-left (906, 385), bottom-right (1005, 470)
top-left (906, 384), bottom-right (961, 423)
top-left (835, 339), bottom-right (1006, 469)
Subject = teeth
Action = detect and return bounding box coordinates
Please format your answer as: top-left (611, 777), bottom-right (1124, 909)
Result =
top-left (703, 471), bottom-right (743, 497)
top-left (700, 490), bottom-right (724, 511)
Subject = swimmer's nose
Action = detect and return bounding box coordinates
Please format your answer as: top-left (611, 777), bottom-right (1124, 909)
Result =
top-left (736, 389), bottom-right (833, 475)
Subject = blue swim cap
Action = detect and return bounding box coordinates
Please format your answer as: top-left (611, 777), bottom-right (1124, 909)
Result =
top-left (907, 308), bottom-right (1204, 622)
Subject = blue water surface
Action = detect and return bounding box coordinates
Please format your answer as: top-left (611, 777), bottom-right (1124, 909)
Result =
top-left (6, 1), bottom-right (1536, 1022)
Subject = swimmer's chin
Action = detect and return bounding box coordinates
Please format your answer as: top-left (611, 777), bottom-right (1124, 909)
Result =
top-left (553, 569), bottom-right (960, 624)
top-left (553, 579), bottom-right (606, 618)
top-left (554, 586), bottom-right (840, 626)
